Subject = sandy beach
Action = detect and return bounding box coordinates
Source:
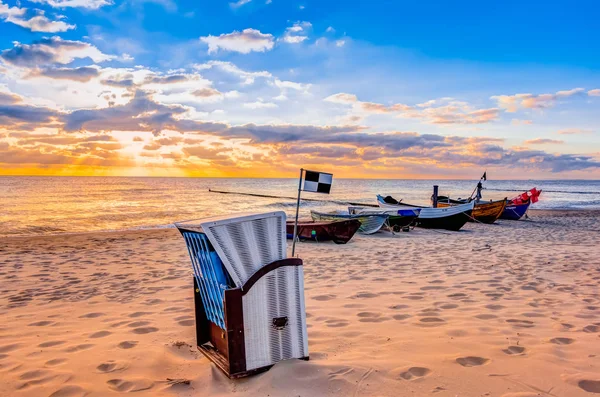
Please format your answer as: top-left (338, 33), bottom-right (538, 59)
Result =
top-left (1, 209), bottom-right (599, 397)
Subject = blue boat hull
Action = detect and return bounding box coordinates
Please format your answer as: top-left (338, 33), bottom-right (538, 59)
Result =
top-left (500, 202), bottom-right (530, 220)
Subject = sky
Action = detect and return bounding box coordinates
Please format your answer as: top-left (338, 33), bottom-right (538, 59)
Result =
top-left (0, 0), bottom-right (599, 179)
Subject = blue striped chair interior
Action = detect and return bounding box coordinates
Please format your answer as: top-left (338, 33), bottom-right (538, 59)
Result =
top-left (181, 231), bottom-right (231, 330)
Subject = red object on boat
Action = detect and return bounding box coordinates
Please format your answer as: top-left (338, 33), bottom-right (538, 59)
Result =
top-left (510, 188), bottom-right (542, 206)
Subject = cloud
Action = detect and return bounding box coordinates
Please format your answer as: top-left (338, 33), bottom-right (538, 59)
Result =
top-left (0, 2), bottom-right (75, 32)
top-left (282, 21), bottom-right (311, 44)
top-left (0, 36), bottom-right (114, 67)
top-left (0, 102), bottom-right (60, 125)
top-left (326, 26), bottom-right (335, 33)
top-left (511, 119), bottom-right (533, 125)
top-left (229, 0), bottom-right (251, 8)
top-left (28, 0), bottom-right (113, 9)
top-left (26, 66), bottom-right (99, 82)
top-left (243, 101), bottom-right (277, 109)
top-left (192, 88), bottom-right (223, 98)
top-left (143, 74), bottom-right (189, 84)
top-left (336, 40), bottom-right (345, 47)
top-left (2, 86), bottom-right (598, 176)
top-left (324, 92), bottom-right (358, 104)
top-left (0, 90), bottom-right (22, 104)
top-left (61, 90), bottom-right (226, 136)
top-left (326, 94), bottom-right (499, 124)
top-left (200, 28), bottom-right (274, 54)
top-left (556, 128), bottom-right (593, 135)
top-left (524, 138), bottom-right (564, 145)
top-left (194, 60), bottom-right (272, 84)
top-left (492, 88), bottom-right (586, 112)
top-left (589, 89), bottom-right (600, 97)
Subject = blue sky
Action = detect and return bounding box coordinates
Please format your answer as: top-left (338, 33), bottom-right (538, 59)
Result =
top-left (0, 0), bottom-right (599, 178)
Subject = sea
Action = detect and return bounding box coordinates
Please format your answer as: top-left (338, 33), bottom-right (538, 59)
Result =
top-left (1, 176), bottom-right (599, 238)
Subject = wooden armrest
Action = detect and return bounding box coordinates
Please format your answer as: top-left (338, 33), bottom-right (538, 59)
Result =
top-left (241, 258), bottom-right (303, 295)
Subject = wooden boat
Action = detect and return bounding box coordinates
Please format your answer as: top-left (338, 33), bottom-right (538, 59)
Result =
top-left (500, 188), bottom-right (541, 220)
top-left (310, 210), bottom-right (388, 235)
top-left (501, 201), bottom-right (530, 220)
top-left (348, 207), bottom-right (420, 231)
top-left (376, 195), bottom-right (474, 231)
top-left (286, 219), bottom-right (361, 244)
top-left (436, 196), bottom-right (507, 224)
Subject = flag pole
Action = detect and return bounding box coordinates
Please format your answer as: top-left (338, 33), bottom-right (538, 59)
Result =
top-left (291, 168), bottom-right (304, 257)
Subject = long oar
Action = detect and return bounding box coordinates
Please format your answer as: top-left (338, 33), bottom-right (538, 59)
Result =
top-left (208, 188), bottom-right (379, 207)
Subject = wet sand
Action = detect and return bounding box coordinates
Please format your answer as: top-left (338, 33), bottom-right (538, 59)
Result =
top-left (1, 209), bottom-right (599, 396)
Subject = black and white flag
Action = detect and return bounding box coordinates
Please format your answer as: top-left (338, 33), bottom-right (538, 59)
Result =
top-left (303, 170), bottom-right (333, 194)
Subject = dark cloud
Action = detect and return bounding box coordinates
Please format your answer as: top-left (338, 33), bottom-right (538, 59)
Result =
top-left (62, 90), bottom-right (226, 136)
top-left (0, 92), bottom-right (22, 104)
top-left (101, 78), bottom-right (136, 88)
top-left (27, 66), bottom-right (100, 82)
top-left (192, 88), bottom-right (222, 97)
top-left (0, 103), bottom-right (59, 124)
top-left (143, 74), bottom-right (188, 84)
top-left (0, 36), bottom-right (111, 67)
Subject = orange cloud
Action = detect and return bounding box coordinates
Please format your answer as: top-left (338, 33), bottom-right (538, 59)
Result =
top-left (524, 138), bottom-right (564, 145)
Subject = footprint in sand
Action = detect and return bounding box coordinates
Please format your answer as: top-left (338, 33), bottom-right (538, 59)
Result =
top-left (118, 341), bottom-right (138, 349)
top-left (325, 319), bottom-right (349, 328)
top-left (393, 314), bottom-right (411, 321)
top-left (448, 293), bottom-right (468, 300)
top-left (48, 385), bottom-right (88, 397)
top-left (28, 321), bottom-right (55, 327)
top-left (178, 320), bottom-right (194, 326)
top-left (79, 312), bottom-right (105, 318)
top-left (38, 341), bottom-right (66, 348)
top-left (313, 294), bottom-right (336, 301)
top-left (502, 346), bottom-right (526, 355)
top-left (456, 356), bottom-right (489, 367)
top-left (351, 292), bottom-right (379, 299)
top-left (578, 380), bottom-right (600, 393)
top-left (128, 312), bottom-right (153, 318)
top-left (397, 367), bottom-right (432, 380)
top-left (438, 303), bottom-right (459, 310)
top-left (389, 304), bottom-right (410, 310)
top-left (127, 321), bottom-right (151, 328)
top-left (506, 319), bottom-right (535, 328)
top-left (474, 314), bottom-right (497, 320)
top-left (20, 369), bottom-right (52, 380)
top-left (131, 327), bottom-right (158, 334)
top-left (110, 320), bottom-right (131, 328)
top-left (550, 337), bottom-right (575, 345)
top-left (45, 358), bottom-right (68, 367)
top-left (97, 360), bottom-right (128, 373)
top-left (64, 344), bottom-right (94, 353)
top-left (89, 331), bottom-right (112, 338)
top-left (485, 304), bottom-right (505, 311)
top-left (357, 312), bottom-right (389, 323)
top-left (107, 378), bottom-right (154, 392)
top-left (418, 317), bottom-right (445, 327)
top-left (584, 325), bottom-right (600, 333)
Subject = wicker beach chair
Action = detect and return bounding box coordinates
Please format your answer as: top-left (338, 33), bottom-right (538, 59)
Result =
top-left (175, 211), bottom-right (309, 378)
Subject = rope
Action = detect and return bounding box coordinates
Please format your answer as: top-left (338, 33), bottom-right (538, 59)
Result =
top-left (208, 188), bottom-right (379, 207)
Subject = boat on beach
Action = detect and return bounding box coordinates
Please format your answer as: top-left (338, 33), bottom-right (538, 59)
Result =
top-left (500, 188), bottom-right (542, 220)
top-left (286, 219), bottom-right (361, 244)
top-left (436, 196), bottom-right (507, 224)
top-left (310, 210), bottom-right (388, 235)
top-left (376, 195), bottom-right (474, 231)
top-left (348, 207), bottom-right (420, 231)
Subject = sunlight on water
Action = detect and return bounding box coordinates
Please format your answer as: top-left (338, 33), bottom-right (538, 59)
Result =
top-left (1, 176), bottom-right (599, 237)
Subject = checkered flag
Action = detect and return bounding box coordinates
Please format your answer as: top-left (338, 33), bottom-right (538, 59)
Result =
top-left (302, 170), bottom-right (333, 194)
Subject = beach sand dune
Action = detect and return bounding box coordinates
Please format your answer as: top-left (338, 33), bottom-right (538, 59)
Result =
top-left (1, 209), bottom-right (599, 396)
